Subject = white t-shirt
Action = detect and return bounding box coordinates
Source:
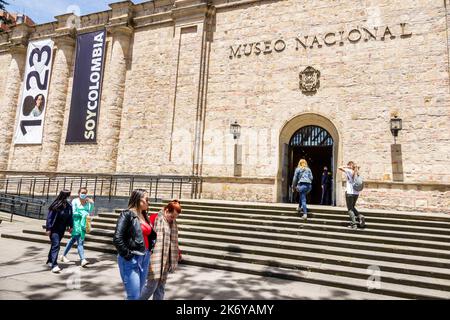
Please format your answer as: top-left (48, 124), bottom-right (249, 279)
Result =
top-left (344, 168), bottom-right (359, 195)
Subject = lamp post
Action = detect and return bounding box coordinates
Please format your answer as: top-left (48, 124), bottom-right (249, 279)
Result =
top-left (390, 115), bottom-right (402, 144)
top-left (230, 121), bottom-right (241, 140)
top-left (230, 121), bottom-right (242, 176)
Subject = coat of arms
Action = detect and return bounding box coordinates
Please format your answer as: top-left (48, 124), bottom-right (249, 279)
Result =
top-left (299, 66), bottom-right (320, 95)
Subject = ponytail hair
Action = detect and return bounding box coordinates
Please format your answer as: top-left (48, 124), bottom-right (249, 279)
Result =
top-left (49, 189), bottom-right (71, 212)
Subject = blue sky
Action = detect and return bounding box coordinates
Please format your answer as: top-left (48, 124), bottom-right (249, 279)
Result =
top-left (5, 0), bottom-right (148, 24)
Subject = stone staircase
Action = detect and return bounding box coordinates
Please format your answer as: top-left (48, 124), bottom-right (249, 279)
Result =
top-left (2, 199), bottom-right (450, 299)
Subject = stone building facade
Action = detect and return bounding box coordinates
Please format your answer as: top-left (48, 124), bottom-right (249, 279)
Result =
top-left (0, 0), bottom-right (449, 213)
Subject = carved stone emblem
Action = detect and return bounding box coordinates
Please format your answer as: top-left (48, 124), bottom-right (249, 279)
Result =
top-left (299, 66), bottom-right (320, 95)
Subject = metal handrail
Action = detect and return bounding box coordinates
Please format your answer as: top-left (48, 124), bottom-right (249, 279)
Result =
top-left (0, 173), bottom-right (202, 203)
top-left (0, 193), bottom-right (46, 221)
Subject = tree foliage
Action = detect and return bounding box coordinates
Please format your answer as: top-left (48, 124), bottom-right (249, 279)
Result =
top-left (0, 1), bottom-right (12, 31)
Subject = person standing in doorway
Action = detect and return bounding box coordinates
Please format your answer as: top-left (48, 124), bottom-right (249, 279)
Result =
top-left (320, 166), bottom-right (332, 205)
top-left (113, 189), bottom-right (151, 300)
top-left (61, 187), bottom-right (94, 267)
top-left (140, 200), bottom-right (182, 300)
top-left (339, 161), bottom-right (365, 230)
top-left (291, 159), bottom-right (313, 220)
top-left (45, 190), bottom-right (73, 273)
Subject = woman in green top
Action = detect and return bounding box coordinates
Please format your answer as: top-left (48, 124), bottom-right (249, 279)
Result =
top-left (61, 187), bottom-right (94, 267)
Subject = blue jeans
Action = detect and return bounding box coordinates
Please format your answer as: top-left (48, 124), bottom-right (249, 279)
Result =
top-left (117, 250), bottom-right (151, 300)
top-left (63, 235), bottom-right (85, 261)
top-left (140, 279), bottom-right (166, 300)
top-left (46, 232), bottom-right (64, 268)
top-left (296, 183), bottom-right (312, 214)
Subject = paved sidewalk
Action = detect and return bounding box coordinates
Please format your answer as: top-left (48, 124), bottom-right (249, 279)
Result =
top-left (0, 215), bottom-right (398, 300)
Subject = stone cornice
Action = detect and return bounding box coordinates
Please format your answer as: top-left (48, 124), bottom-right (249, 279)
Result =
top-left (52, 14), bottom-right (77, 47)
top-left (106, 24), bottom-right (134, 37)
top-left (52, 33), bottom-right (76, 48)
top-left (0, 23), bottom-right (31, 53)
top-left (172, 0), bottom-right (210, 23)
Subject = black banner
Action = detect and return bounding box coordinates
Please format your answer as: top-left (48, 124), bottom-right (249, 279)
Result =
top-left (66, 30), bottom-right (106, 143)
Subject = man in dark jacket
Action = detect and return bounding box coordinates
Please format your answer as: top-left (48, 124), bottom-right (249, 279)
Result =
top-left (320, 166), bottom-right (332, 205)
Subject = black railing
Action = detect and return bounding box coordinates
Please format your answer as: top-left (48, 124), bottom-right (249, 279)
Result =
top-left (0, 173), bottom-right (202, 203)
top-left (0, 193), bottom-right (46, 221)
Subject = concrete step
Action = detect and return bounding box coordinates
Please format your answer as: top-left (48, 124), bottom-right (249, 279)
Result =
top-left (5, 227), bottom-right (450, 299)
top-left (157, 200), bottom-right (450, 222)
top-left (119, 204), bottom-right (450, 223)
top-left (23, 229), bottom-right (114, 245)
top-left (1, 232), bottom-right (115, 254)
top-left (5, 229), bottom-right (450, 298)
top-left (91, 216), bottom-right (450, 252)
top-left (150, 211), bottom-right (450, 236)
top-left (177, 237), bottom-right (450, 280)
top-left (181, 245), bottom-right (450, 293)
top-left (173, 218), bottom-right (450, 244)
top-left (95, 213), bottom-right (450, 241)
top-left (22, 228), bottom-right (450, 274)
top-left (148, 206), bottom-right (450, 228)
top-left (179, 255), bottom-right (405, 300)
top-left (86, 227), bottom-right (450, 278)
top-left (177, 229), bottom-right (450, 262)
top-left (107, 207), bottom-right (450, 230)
top-left (180, 251), bottom-right (448, 299)
top-left (89, 216), bottom-right (450, 258)
top-left (182, 214), bottom-right (450, 236)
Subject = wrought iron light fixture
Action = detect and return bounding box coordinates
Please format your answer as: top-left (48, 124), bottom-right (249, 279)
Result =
top-left (230, 121), bottom-right (241, 140)
top-left (390, 115), bottom-right (402, 143)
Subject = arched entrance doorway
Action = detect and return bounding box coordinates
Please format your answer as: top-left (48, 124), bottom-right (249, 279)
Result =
top-left (277, 113), bottom-right (342, 206)
top-left (288, 125), bottom-right (334, 205)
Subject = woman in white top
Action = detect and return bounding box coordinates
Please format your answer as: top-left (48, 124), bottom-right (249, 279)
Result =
top-left (338, 161), bottom-right (365, 229)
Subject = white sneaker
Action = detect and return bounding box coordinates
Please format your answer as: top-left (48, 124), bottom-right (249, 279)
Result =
top-left (47, 262), bottom-right (52, 268)
top-left (81, 259), bottom-right (89, 267)
top-left (61, 256), bottom-right (71, 263)
top-left (302, 214), bottom-right (307, 220)
top-left (51, 266), bottom-right (61, 273)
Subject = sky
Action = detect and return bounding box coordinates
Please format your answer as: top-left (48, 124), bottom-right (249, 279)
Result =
top-left (5, 0), bottom-right (149, 24)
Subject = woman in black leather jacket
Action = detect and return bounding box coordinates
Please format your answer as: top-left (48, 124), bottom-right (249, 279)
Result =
top-left (113, 189), bottom-right (152, 300)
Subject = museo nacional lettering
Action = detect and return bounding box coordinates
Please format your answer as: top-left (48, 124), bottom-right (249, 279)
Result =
top-left (229, 23), bottom-right (413, 59)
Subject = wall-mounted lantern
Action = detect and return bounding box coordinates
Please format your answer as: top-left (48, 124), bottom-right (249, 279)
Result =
top-left (390, 115), bottom-right (402, 144)
top-left (230, 121), bottom-right (241, 140)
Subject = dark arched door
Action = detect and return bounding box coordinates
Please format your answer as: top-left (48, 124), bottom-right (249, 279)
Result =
top-left (288, 125), bottom-right (334, 205)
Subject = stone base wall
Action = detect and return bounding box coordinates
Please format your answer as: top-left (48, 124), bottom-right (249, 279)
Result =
top-left (202, 179), bottom-right (450, 214)
top-left (201, 178), bottom-right (275, 202)
top-left (357, 183), bottom-right (450, 214)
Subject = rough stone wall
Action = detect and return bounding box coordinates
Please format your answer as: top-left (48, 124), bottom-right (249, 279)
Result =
top-left (115, 21), bottom-right (205, 176)
top-left (202, 0), bottom-right (450, 206)
top-left (0, 52), bottom-right (11, 100)
top-left (201, 181), bottom-right (274, 202)
top-left (360, 185), bottom-right (450, 214)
